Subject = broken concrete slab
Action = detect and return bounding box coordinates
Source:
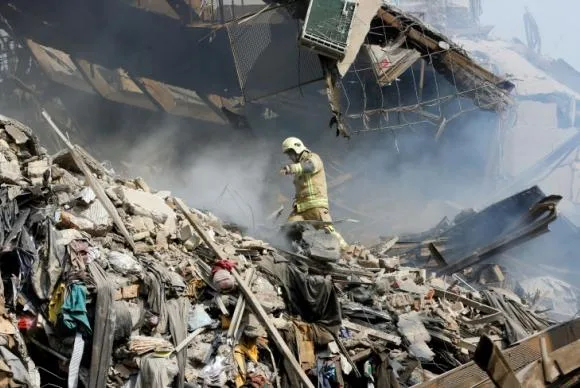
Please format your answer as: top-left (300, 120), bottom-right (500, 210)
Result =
top-left (129, 215), bottom-right (155, 233)
top-left (133, 231), bottom-right (150, 241)
top-left (76, 201), bottom-right (114, 235)
top-left (134, 177), bottom-right (151, 193)
top-left (4, 123), bottom-right (29, 145)
top-left (155, 190), bottom-right (171, 199)
top-left (0, 155), bottom-right (21, 184)
top-left (76, 186), bottom-right (97, 204)
top-left (27, 159), bottom-right (50, 185)
top-left (116, 186), bottom-right (176, 224)
top-left (179, 222), bottom-right (197, 242)
top-left (105, 186), bottom-right (123, 206)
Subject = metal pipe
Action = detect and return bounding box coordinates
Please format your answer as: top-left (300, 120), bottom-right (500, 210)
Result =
top-left (28, 337), bottom-right (68, 362)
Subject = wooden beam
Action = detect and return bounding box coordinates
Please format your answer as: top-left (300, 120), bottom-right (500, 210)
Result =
top-left (474, 335), bottom-right (522, 388)
top-left (174, 327), bottom-right (206, 353)
top-left (342, 320), bottom-right (402, 346)
top-left (551, 339), bottom-right (580, 376)
top-left (376, 9), bottom-right (505, 87)
top-left (227, 268), bottom-right (255, 343)
top-left (174, 198), bottom-right (315, 388)
top-left (41, 110), bottom-right (137, 252)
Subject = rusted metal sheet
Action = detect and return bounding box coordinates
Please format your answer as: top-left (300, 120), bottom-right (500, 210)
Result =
top-left (415, 318), bottom-right (580, 388)
top-left (75, 59), bottom-right (158, 111)
top-left (138, 78), bottom-right (227, 124)
top-left (26, 40), bottom-right (95, 94)
top-left (551, 339), bottom-right (580, 376)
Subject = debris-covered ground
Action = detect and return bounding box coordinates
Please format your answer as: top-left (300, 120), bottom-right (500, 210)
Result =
top-left (0, 114), bottom-right (579, 388)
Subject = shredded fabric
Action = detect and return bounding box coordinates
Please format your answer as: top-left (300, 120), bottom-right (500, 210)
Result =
top-left (61, 283), bottom-right (92, 334)
top-left (48, 283), bottom-right (66, 324)
top-left (212, 259), bottom-right (236, 273)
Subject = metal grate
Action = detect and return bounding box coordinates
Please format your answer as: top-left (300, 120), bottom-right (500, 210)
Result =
top-left (226, 7), bottom-right (323, 102)
top-left (415, 319), bottom-right (580, 388)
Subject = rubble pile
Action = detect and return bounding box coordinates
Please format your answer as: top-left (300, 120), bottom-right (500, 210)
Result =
top-left (0, 115), bottom-right (574, 388)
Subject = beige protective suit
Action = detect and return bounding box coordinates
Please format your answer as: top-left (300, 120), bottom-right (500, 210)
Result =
top-left (282, 148), bottom-right (348, 250)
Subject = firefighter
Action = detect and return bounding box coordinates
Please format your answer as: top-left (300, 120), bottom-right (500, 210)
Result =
top-left (279, 136), bottom-right (349, 250)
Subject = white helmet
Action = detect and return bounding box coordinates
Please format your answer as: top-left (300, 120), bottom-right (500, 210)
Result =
top-left (282, 137), bottom-right (307, 155)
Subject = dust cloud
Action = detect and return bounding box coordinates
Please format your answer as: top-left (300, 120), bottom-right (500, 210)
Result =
top-left (107, 103), bottom-right (498, 247)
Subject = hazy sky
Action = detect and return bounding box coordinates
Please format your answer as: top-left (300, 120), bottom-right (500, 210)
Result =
top-left (481, 0), bottom-right (580, 69)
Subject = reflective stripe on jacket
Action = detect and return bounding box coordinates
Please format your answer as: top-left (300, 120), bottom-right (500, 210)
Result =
top-left (292, 151), bottom-right (329, 212)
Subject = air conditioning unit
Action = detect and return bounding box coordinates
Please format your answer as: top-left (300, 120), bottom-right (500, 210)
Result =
top-left (300, 0), bottom-right (358, 60)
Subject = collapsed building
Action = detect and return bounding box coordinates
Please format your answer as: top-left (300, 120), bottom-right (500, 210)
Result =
top-left (0, 0), bottom-right (511, 141)
top-left (0, 1), bottom-right (579, 386)
top-left (0, 0), bottom-right (516, 240)
top-left (0, 109), bottom-right (579, 387)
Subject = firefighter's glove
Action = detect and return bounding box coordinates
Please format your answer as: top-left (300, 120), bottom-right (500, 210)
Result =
top-left (280, 164), bottom-right (301, 176)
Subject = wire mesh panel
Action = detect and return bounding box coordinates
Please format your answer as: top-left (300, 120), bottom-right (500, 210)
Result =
top-left (226, 8), bottom-right (324, 102)
top-left (336, 6), bottom-right (513, 135)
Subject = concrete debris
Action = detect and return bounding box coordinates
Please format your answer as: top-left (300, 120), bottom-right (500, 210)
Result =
top-left (116, 186), bottom-right (176, 224)
top-left (0, 151), bottom-right (21, 184)
top-left (26, 159), bottom-right (49, 185)
top-left (0, 114), bottom-right (578, 388)
top-left (4, 123), bottom-right (29, 145)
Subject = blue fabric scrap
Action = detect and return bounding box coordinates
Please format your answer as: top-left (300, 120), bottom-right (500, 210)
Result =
top-left (62, 283), bottom-right (92, 334)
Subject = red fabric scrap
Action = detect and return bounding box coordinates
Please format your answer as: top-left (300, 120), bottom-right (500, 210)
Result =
top-left (17, 315), bottom-right (36, 330)
top-left (212, 259), bottom-right (236, 274)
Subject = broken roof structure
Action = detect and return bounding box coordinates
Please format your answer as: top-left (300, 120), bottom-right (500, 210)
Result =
top-left (0, 1), bottom-right (513, 141)
top-left (0, 1), bottom-right (579, 386)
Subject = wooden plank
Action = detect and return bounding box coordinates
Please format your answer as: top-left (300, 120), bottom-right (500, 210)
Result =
top-left (342, 320), bottom-right (401, 346)
top-left (174, 328), bottom-right (206, 353)
top-left (227, 268), bottom-right (255, 343)
top-left (41, 110), bottom-right (136, 252)
top-left (351, 349), bottom-right (372, 363)
top-left (174, 198), bottom-right (315, 388)
top-left (376, 9), bottom-right (505, 87)
top-left (433, 288), bottom-right (500, 315)
top-left (379, 236), bottom-right (399, 255)
top-left (474, 335), bottom-right (522, 388)
top-left (551, 339), bottom-right (580, 376)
